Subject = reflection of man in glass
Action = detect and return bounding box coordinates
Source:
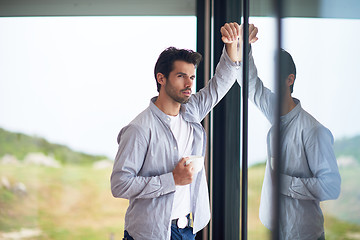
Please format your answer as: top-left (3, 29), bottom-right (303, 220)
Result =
top-left (111, 23), bottom-right (258, 240)
top-left (247, 49), bottom-right (341, 239)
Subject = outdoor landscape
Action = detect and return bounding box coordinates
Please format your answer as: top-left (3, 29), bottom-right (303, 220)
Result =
top-left (0, 127), bottom-right (360, 239)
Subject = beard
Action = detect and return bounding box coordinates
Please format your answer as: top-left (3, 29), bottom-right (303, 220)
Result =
top-left (164, 82), bottom-right (191, 104)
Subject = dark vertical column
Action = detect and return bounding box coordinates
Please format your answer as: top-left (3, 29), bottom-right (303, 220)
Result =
top-left (241, 0), bottom-right (250, 238)
top-left (272, 0), bottom-right (283, 239)
top-left (212, 0), bottom-right (242, 239)
top-left (211, 1), bottom-right (227, 237)
top-left (196, 0), bottom-right (206, 91)
top-left (196, 0), bottom-right (212, 239)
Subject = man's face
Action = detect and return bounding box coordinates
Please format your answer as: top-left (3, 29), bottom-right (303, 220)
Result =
top-left (163, 60), bottom-right (196, 104)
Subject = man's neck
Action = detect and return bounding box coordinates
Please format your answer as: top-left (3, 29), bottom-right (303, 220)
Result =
top-left (154, 94), bottom-right (181, 116)
top-left (282, 95), bottom-right (296, 116)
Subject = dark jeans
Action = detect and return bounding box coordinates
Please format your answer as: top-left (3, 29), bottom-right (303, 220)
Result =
top-left (123, 225), bottom-right (196, 240)
top-left (170, 224), bottom-right (196, 240)
top-left (318, 232), bottom-right (325, 240)
top-left (123, 230), bottom-right (134, 240)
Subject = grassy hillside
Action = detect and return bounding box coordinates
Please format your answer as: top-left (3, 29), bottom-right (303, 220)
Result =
top-left (334, 135), bottom-right (360, 162)
top-left (1, 129), bottom-right (359, 239)
top-left (247, 164), bottom-right (360, 240)
top-left (0, 128), bottom-right (107, 165)
top-left (247, 135), bottom-right (360, 239)
top-left (0, 164), bottom-right (127, 240)
top-left (322, 166), bottom-right (360, 225)
top-left (1, 163), bottom-right (360, 239)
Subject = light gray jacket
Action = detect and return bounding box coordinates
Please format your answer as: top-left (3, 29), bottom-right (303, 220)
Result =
top-left (111, 47), bottom-right (238, 240)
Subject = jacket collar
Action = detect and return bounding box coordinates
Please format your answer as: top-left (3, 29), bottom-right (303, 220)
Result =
top-left (149, 96), bottom-right (198, 124)
top-left (280, 98), bottom-right (302, 125)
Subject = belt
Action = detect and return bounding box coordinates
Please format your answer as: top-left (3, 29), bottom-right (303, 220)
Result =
top-left (171, 213), bottom-right (193, 229)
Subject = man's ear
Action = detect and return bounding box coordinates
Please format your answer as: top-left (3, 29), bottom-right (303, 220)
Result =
top-left (156, 73), bottom-right (166, 87)
top-left (287, 74), bottom-right (295, 86)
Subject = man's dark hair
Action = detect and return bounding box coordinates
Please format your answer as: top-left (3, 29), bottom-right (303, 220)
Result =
top-left (154, 47), bottom-right (202, 92)
top-left (280, 49), bottom-right (296, 93)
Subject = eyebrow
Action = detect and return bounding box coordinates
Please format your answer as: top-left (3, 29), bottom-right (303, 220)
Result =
top-left (176, 72), bottom-right (196, 78)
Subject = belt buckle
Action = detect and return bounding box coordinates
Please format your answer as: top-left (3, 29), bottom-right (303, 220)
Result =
top-left (177, 216), bottom-right (188, 229)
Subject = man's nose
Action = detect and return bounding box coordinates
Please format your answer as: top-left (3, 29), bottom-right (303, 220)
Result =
top-left (185, 76), bottom-right (193, 88)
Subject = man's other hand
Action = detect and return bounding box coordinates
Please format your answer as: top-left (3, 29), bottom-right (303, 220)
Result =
top-left (221, 22), bottom-right (258, 62)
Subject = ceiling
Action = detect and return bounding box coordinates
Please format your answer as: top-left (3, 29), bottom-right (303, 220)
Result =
top-left (0, 0), bottom-right (359, 19)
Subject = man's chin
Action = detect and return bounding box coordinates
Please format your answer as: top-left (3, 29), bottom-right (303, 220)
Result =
top-left (181, 96), bottom-right (191, 104)
top-left (175, 98), bottom-right (189, 104)
top-left (171, 94), bottom-right (191, 104)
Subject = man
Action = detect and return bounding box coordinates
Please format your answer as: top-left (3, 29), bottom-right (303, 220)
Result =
top-left (243, 48), bottom-right (341, 239)
top-left (110, 23), bottom-right (258, 240)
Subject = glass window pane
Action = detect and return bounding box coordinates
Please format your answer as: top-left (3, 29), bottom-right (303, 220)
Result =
top-left (282, 16), bottom-right (360, 239)
top-left (247, 16), bottom-right (276, 240)
top-left (248, 1), bottom-right (360, 239)
top-left (0, 16), bottom-right (196, 239)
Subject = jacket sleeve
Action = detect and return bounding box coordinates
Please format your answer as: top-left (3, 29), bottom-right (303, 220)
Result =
top-left (187, 46), bottom-right (238, 122)
top-left (110, 125), bottom-right (176, 200)
top-left (280, 126), bottom-right (341, 201)
top-left (236, 48), bottom-right (275, 124)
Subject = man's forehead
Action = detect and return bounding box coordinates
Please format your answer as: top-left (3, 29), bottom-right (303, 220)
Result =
top-left (172, 60), bottom-right (196, 74)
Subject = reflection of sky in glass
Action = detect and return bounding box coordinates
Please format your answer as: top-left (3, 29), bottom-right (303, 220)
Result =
top-left (0, 17), bottom-right (359, 165)
top-left (249, 17), bottom-right (360, 165)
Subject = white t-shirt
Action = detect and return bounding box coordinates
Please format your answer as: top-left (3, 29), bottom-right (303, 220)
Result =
top-left (168, 113), bottom-right (193, 220)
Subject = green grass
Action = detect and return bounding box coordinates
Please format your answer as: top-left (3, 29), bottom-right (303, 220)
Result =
top-left (0, 127), bottom-right (107, 165)
top-left (322, 167), bottom-right (360, 225)
top-left (247, 163), bottom-right (270, 239)
top-left (1, 163), bottom-right (359, 239)
top-left (246, 164), bottom-right (360, 240)
top-left (0, 164), bottom-right (128, 239)
top-left (324, 215), bottom-right (360, 240)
